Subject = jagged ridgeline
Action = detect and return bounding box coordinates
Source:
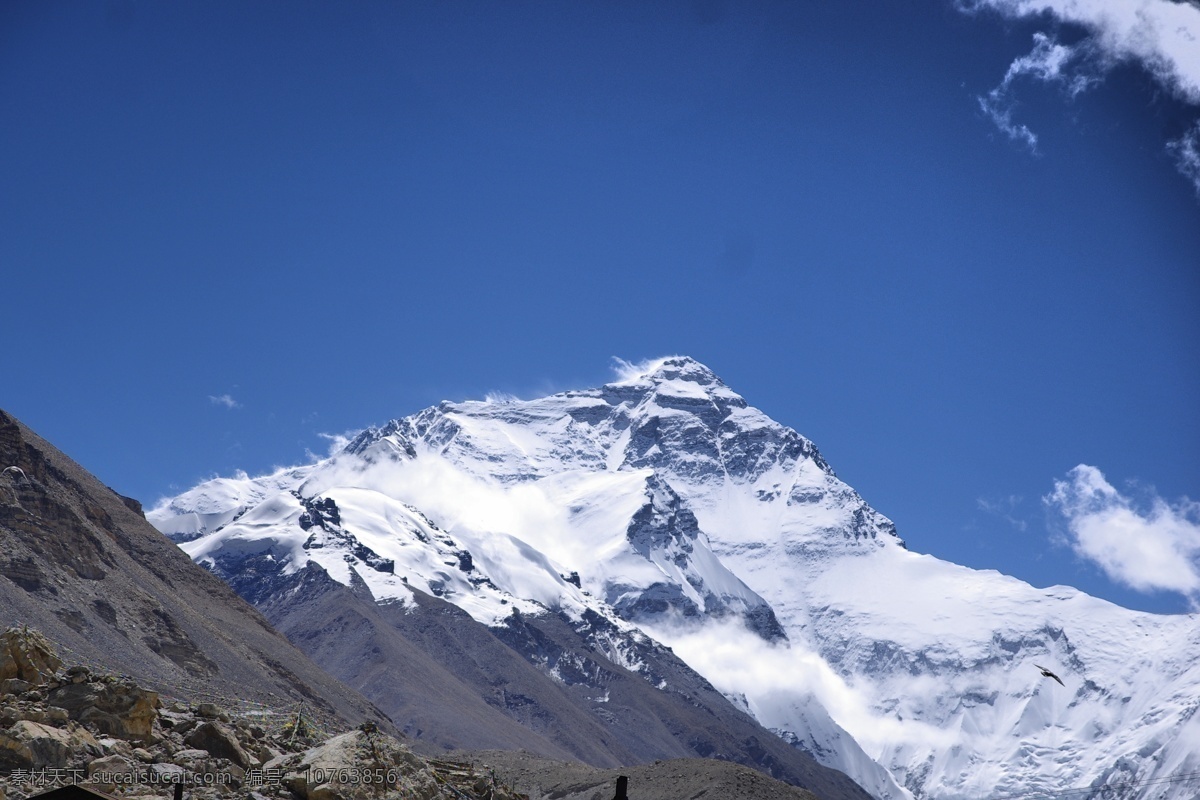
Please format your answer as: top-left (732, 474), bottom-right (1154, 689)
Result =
top-left (0, 626), bottom-right (526, 800)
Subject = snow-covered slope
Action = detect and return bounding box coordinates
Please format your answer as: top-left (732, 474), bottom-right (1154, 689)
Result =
top-left (151, 357), bottom-right (1200, 799)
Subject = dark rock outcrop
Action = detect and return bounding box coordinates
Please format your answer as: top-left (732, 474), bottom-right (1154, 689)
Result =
top-left (46, 678), bottom-right (158, 741)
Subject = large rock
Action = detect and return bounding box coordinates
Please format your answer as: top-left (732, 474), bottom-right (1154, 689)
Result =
top-left (47, 679), bottom-right (159, 740)
top-left (183, 721), bottom-right (252, 768)
top-left (87, 753), bottom-right (136, 784)
top-left (0, 719), bottom-right (99, 770)
top-left (0, 628), bottom-right (62, 684)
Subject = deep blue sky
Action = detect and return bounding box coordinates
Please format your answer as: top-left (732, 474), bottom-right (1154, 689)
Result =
top-left (3, 1), bottom-right (1197, 614)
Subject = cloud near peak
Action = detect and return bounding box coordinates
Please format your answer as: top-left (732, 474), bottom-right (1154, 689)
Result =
top-left (1045, 464), bottom-right (1200, 602)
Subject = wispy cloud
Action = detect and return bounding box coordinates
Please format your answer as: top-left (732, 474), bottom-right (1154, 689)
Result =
top-left (977, 494), bottom-right (1029, 531)
top-left (962, 0), bottom-right (1200, 191)
top-left (964, 0), bottom-right (1200, 101)
top-left (208, 394), bottom-right (241, 410)
top-left (1045, 465), bottom-right (1200, 602)
top-left (308, 430), bottom-right (362, 461)
top-left (978, 32), bottom-right (1099, 152)
top-left (1167, 119), bottom-right (1200, 197)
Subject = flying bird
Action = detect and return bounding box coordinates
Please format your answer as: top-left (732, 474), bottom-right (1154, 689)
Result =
top-left (1034, 664), bottom-right (1065, 687)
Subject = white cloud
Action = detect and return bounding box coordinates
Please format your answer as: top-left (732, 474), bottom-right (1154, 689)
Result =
top-left (978, 32), bottom-right (1099, 151)
top-left (1045, 464), bottom-right (1200, 600)
top-left (304, 430), bottom-right (363, 463)
top-left (966, 0), bottom-right (1200, 101)
top-left (964, 0), bottom-right (1200, 190)
top-left (1167, 119), bottom-right (1200, 195)
top-left (641, 617), bottom-right (957, 759)
top-left (208, 394), bottom-right (241, 410)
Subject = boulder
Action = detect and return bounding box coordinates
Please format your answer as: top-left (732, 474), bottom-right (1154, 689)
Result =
top-left (0, 719), bottom-right (97, 771)
top-left (0, 628), bottom-right (62, 684)
top-left (87, 753), bottom-right (136, 784)
top-left (257, 744), bottom-right (281, 764)
top-left (184, 721), bottom-right (252, 768)
top-left (47, 679), bottom-right (159, 740)
top-left (0, 720), bottom-right (68, 770)
top-left (65, 666), bottom-right (91, 685)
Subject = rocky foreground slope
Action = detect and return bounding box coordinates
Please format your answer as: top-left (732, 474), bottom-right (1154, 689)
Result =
top-left (0, 626), bottom-right (524, 800)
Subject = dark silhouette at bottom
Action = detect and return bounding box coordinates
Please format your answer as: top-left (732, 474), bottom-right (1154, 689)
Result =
top-left (613, 775), bottom-right (629, 800)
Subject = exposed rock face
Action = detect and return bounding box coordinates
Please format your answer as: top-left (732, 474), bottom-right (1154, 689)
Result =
top-left (184, 722), bottom-right (252, 769)
top-left (46, 676), bottom-right (159, 741)
top-left (0, 630), bottom-right (61, 685)
top-left (85, 753), bottom-right (133, 782)
top-left (0, 720), bottom-right (94, 771)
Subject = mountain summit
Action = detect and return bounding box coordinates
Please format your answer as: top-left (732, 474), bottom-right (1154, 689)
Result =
top-left (152, 358), bottom-right (1200, 800)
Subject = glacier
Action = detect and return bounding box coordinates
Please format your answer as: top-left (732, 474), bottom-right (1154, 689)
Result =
top-left (150, 356), bottom-right (1200, 799)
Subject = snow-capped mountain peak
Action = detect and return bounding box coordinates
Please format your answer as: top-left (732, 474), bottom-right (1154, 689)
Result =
top-left (151, 357), bottom-right (1200, 800)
